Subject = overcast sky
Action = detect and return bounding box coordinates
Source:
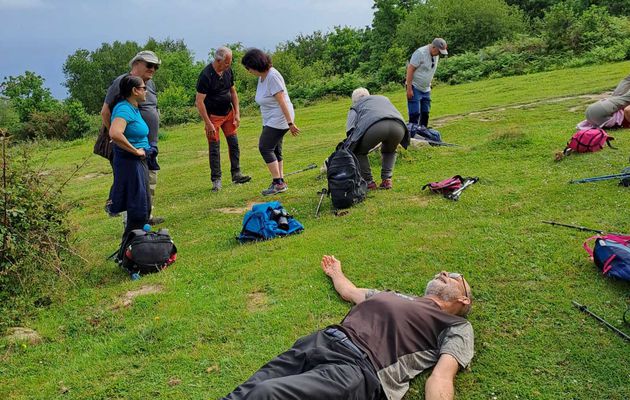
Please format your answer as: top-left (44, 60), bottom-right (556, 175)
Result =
top-left (0, 0), bottom-right (375, 98)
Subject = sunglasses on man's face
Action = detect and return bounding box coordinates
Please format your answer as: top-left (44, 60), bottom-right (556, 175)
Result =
top-left (145, 62), bottom-right (159, 70)
top-left (447, 272), bottom-right (468, 299)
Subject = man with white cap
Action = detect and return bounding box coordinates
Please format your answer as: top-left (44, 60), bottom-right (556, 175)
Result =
top-left (101, 50), bottom-right (164, 225)
top-left (405, 38), bottom-right (448, 129)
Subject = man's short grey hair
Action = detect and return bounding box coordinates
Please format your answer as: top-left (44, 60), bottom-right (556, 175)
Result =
top-left (214, 47), bottom-right (233, 62)
top-left (424, 278), bottom-right (461, 301)
top-left (351, 87), bottom-right (370, 104)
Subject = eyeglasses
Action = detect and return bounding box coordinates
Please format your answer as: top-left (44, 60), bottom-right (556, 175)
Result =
top-left (145, 62), bottom-right (159, 70)
top-left (136, 86), bottom-right (147, 91)
top-left (448, 272), bottom-right (468, 299)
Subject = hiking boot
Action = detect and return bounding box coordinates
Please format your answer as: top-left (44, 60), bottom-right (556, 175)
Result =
top-left (232, 173), bottom-right (252, 184)
top-left (261, 181), bottom-right (288, 196)
top-left (379, 179), bottom-right (393, 190)
top-left (148, 216), bottom-right (165, 226)
top-left (212, 179), bottom-right (222, 192)
top-left (367, 181), bottom-right (378, 190)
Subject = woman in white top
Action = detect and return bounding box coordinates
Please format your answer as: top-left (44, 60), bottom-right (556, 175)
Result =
top-left (242, 48), bottom-right (300, 196)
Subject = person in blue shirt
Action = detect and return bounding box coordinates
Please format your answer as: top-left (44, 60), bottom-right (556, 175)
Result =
top-left (107, 75), bottom-right (153, 240)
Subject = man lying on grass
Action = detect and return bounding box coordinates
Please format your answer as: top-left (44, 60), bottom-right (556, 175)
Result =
top-left (222, 255), bottom-right (474, 400)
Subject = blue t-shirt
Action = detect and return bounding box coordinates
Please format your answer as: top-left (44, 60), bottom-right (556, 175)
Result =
top-left (111, 100), bottom-right (150, 150)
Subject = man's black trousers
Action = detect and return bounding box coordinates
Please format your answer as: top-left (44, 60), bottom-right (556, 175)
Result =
top-left (221, 329), bottom-right (383, 400)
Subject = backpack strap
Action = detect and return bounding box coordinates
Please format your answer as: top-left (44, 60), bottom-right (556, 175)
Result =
top-left (606, 136), bottom-right (616, 149)
top-left (602, 254), bottom-right (617, 275)
top-left (582, 235), bottom-right (599, 258)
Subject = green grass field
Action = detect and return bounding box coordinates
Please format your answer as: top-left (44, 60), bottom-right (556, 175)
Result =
top-left (2, 62), bottom-right (630, 399)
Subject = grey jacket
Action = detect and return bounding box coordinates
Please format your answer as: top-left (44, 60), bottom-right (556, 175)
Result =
top-left (345, 95), bottom-right (409, 151)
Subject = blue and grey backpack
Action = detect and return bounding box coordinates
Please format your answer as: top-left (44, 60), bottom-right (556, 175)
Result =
top-left (407, 123), bottom-right (442, 144)
top-left (583, 234), bottom-right (630, 281)
top-left (237, 201), bottom-right (304, 243)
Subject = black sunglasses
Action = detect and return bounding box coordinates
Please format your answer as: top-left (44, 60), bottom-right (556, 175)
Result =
top-left (448, 272), bottom-right (468, 299)
top-left (145, 62), bottom-right (159, 70)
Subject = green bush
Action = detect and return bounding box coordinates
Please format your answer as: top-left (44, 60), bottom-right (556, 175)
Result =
top-left (0, 142), bottom-right (73, 329)
top-left (65, 100), bottom-right (92, 140)
top-left (160, 106), bottom-right (200, 126)
top-left (16, 100), bottom-right (92, 141)
top-left (396, 0), bottom-right (526, 55)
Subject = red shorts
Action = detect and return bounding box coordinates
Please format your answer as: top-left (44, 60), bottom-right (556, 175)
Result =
top-left (207, 108), bottom-right (237, 142)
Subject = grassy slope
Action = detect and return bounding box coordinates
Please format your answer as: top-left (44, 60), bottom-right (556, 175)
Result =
top-left (2, 62), bottom-right (630, 399)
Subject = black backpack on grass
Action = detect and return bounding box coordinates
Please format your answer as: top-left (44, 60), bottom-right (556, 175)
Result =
top-left (326, 141), bottom-right (367, 209)
top-left (116, 228), bottom-right (177, 275)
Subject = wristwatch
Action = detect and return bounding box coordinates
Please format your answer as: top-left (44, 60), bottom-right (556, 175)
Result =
top-left (288, 122), bottom-right (294, 126)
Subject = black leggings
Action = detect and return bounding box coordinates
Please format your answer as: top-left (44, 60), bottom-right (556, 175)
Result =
top-left (259, 125), bottom-right (288, 164)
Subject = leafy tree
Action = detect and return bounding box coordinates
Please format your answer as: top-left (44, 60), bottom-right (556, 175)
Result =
top-left (282, 31), bottom-right (329, 66)
top-left (369, 0), bottom-right (418, 69)
top-left (0, 72), bottom-right (57, 122)
top-left (324, 26), bottom-right (368, 75)
top-left (63, 41), bottom-right (140, 114)
top-left (396, 0), bottom-right (526, 55)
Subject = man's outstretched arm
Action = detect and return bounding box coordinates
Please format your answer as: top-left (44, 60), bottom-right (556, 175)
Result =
top-left (321, 255), bottom-right (368, 305)
top-left (425, 354), bottom-right (460, 400)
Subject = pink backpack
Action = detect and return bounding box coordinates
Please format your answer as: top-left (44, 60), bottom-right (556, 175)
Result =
top-left (422, 175), bottom-right (465, 194)
top-left (565, 128), bottom-right (614, 154)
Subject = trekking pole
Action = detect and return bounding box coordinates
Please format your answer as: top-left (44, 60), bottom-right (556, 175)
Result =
top-left (415, 138), bottom-right (461, 147)
top-left (541, 221), bottom-right (625, 236)
top-left (285, 163), bottom-right (317, 177)
top-left (572, 301), bottom-right (630, 342)
top-left (315, 188), bottom-right (328, 217)
top-left (445, 178), bottom-right (478, 201)
top-left (569, 172), bottom-right (630, 184)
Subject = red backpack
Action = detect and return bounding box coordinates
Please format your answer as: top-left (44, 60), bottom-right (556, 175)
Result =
top-left (422, 175), bottom-right (465, 194)
top-left (565, 128), bottom-right (614, 154)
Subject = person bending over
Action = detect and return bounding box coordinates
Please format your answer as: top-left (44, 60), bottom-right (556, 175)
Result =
top-left (345, 88), bottom-right (409, 190)
top-left (222, 255), bottom-right (474, 400)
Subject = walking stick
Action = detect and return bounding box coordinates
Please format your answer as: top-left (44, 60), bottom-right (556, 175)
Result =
top-left (445, 178), bottom-right (478, 201)
top-left (286, 163), bottom-right (317, 176)
top-left (572, 301), bottom-right (630, 342)
top-left (315, 188), bottom-right (328, 217)
top-left (542, 221), bottom-right (625, 237)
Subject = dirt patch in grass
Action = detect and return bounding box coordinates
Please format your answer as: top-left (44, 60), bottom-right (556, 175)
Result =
top-left (432, 93), bottom-right (608, 128)
top-left (246, 291), bottom-right (269, 313)
top-left (217, 201), bottom-right (257, 214)
top-left (78, 171), bottom-right (110, 180)
top-left (406, 195), bottom-right (432, 207)
top-left (112, 284), bottom-right (164, 309)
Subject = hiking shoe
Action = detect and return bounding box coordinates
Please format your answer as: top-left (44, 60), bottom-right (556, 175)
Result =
top-left (148, 216), bottom-right (165, 226)
top-left (232, 173), bottom-right (252, 184)
top-left (379, 179), bottom-right (393, 190)
top-left (261, 182), bottom-right (288, 196)
top-left (212, 179), bottom-right (222, 192)
top-left (367, 181), bottom-right (378, 190)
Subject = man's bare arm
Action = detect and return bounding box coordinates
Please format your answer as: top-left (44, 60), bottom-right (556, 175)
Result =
top-left (425, 354), bottom-right (460, 400)
top-left (321, 255), bottom-right (368, 305)
top-left (100, 103), bottom-right (112, 129)
top-left (405, 64), bottom-right (417, 100)
top-left (230, 85), bottom-right (240, 128)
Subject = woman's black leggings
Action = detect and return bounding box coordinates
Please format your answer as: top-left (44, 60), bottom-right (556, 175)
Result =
top-left (259, 125), bottom-right (289, 164)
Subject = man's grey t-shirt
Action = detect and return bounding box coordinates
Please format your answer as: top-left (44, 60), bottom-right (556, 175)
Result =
top-left (338, 291), bottom-right (474, 400)
top-left (105, 74), bottom-right (159, 145)
top-left (409, 45), bottom-right (439, 92)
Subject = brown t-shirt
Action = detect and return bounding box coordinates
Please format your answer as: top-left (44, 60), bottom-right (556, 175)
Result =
top-left (337, 291), bottom-right (474, 400)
